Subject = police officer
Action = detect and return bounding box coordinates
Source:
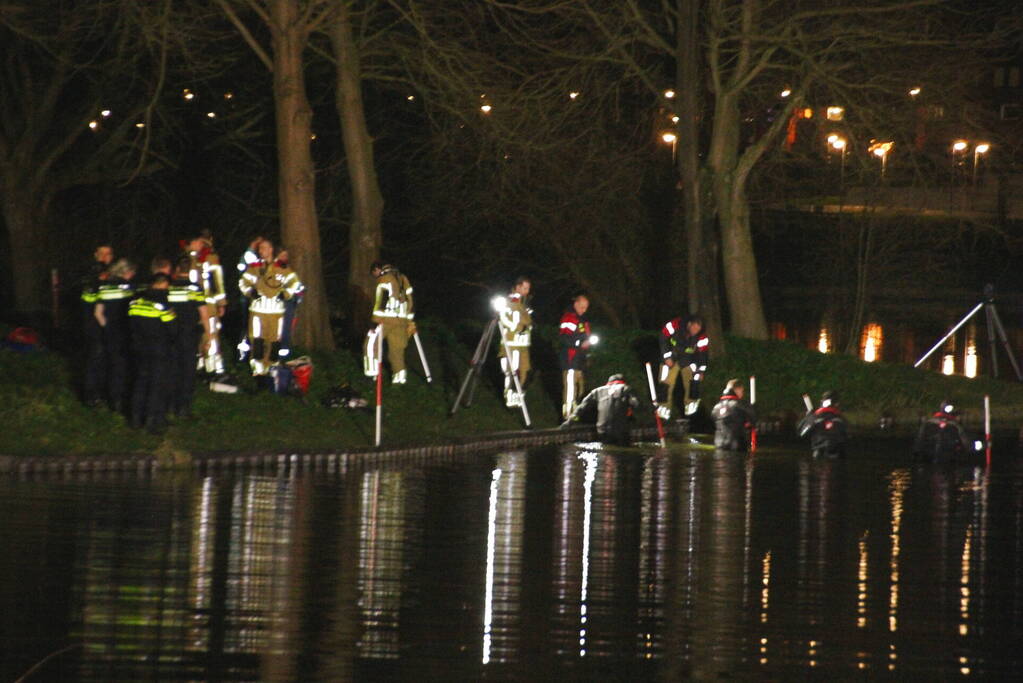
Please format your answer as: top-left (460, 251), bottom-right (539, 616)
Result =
top-left (559, 292), bottom-right (593, 420)
top-left (128, 272), bottom-right (177, 432)
top-left (913, 400), bottom-right (975, 463)
top-left (364, 261), bottom-right (415, 384)
top-left (238, 239), bottom-right (303, 387)
top-left (95, 258), bottom-right (137, 412)
top-left (562, 373), bottom-right (640, 446)
top-left (658, 314), bottom-right (709, 418)
top-left (497, 276), bottom-right (533, 407)
top-left (167, 257), bottom-right (205, 418)
top-left (798, 390), bottom-right (849, 457)
top-left (712, 379), bottom-right (756, 452)
top-left (80, 244), bottom-right (113, 407)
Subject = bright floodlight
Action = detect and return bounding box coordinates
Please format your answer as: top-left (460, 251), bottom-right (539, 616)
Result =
top-left (491, 296), bottom-right (507, 313)
top-left (588, 335), bottom-right (599, 346)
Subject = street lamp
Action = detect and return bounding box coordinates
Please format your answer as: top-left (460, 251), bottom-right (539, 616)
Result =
top-left (952, 139), bottom-right (968, 183)
top-left (661, 132), bottom-right (677, 162)
top-left (908, 87), bottom-right (921, 97)
top-left (869, 141), bottom-right (893, 178)
top-left (831, 137), bottom-right (847, 185)
top-left (973, 143), bottom-right (990, 185)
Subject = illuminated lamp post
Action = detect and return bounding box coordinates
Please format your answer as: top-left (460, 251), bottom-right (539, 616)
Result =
top-left (952, 139), bottom-right (968, 184)
top-left (831, 137), bottom-right (847, 185)
top-left (972, 143), bottom-right (990, 185)
top-left (870, 141), bottom-right (893, 179)
top-left (661, 132), bottom-right (677, 163)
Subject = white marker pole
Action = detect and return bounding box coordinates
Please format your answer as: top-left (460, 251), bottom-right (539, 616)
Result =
top-left (984, 394), bottom-right (991, 465)
top-left (645, 362), bottom-right (667, 447)
top-left (750, 376), bottom-right (756, 405)
top-left (802, 394), bottom-right (813, 412)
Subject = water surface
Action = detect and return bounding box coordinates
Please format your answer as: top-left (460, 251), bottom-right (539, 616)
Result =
top-left (1, 439), bottom-right (1021, 680)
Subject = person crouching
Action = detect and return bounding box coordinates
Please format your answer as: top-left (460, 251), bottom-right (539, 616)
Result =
top-left (712, 379), bottom-right (756, 452)
top-left (562, 373), bottom-right (640, 446)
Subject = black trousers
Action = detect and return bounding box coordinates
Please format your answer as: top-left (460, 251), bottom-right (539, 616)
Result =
top-left (169, 325), bottom-right (201, 414)
top-left (83, 321), bottom-right (106, 403)
top-left (131, 351), bottom-right (170, 429)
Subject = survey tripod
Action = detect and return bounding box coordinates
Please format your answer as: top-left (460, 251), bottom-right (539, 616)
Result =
top-left (914, 284), bottom-right (1022, 381)
top-left (450, 317), bottom-right (531, 427)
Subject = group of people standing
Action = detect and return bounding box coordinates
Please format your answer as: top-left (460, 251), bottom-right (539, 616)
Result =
top-left (80, 233), bottom-right (303, 432)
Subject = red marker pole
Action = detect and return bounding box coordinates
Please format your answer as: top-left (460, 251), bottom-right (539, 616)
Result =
top-left (749, 375), bottom-right (758, 453)
top-left (984, 394), bottom-right (991, 466)
top-left (645, 363), bottom-right (667, 447)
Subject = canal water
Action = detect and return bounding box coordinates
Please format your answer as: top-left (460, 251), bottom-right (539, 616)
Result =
top-left (1, 439), bottom-right (1021, 681)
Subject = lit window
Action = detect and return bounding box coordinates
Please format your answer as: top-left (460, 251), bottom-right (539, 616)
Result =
top-left (964, 341), bottom-right (978, 378)
top-left (817, 328), bottom-right (830, 354)
top-left (861, 323), bottom-right (883, 362)
top-left (942, 354), bottom-right (955, 375)
top-left (826, 106), bottom-right (844, 121)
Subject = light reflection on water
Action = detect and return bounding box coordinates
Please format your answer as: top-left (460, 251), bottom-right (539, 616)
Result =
top-left (1, 443), bottom-right (1022, 680)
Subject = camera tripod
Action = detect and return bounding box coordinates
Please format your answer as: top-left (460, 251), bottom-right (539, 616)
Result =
top-left (914, 284), bottom-right (1022, 381)
top-left (450, 318), bottom-right (531, 426)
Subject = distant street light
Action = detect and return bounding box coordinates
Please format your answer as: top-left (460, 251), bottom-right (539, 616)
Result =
top-left (480, 104), bottom-right (492, 114)
top-left (831, 137), bottom-right (847, 185)
top-left (973, 143), bottom-right (990, 185)
top-left (780, 88), bottom-right (792, 98)
top-left (569, 91), bottom-right (579, 100)
top-left (869, 141), bottom-right (893, 178)
top-left (661, 132), bottom-right (677, 162)
top-left (952, 139), bottom-right (968, 183)
top-left (908, 87), bottom-right (921, 97)
top-left (664, 89), bottom-right (676, 99)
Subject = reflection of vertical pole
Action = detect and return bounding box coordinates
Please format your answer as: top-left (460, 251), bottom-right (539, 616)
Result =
top-left (749, 376), bottom-right (757, 452)
top-left (984, 395), bottom-right (991, 465)
top-left (375, 326), bottom-right (383, 447)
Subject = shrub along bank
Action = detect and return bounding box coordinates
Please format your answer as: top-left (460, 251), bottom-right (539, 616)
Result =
top-left (1, 322), bottom-right (1021, 457)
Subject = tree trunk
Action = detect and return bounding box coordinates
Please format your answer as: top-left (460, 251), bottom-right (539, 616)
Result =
top-left (715, 173), bottom-right (768, 339)
top-left (271, 0), bottom-right (334, 350)
top-left (1, 179), bottom-right (50, 315)
top-left (332, 1), bottom-right (383, 334)
top-left (677, 0), bottom-right (725, 352)
top-left (708, 92), bottom-right (767, 339)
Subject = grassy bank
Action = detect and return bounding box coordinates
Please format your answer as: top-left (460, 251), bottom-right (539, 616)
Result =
top-left (2, 322), bottom-right (1021, 457)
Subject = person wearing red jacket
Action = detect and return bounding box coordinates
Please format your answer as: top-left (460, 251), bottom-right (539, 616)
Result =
top-left (657, 314), bottom-right (709, 418)
top-left (559, 293), bottom-right (593, 419)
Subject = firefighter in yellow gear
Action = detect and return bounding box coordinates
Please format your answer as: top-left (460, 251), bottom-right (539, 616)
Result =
top-left (364, 262), bottom-right (415, 384)
top-left (238, 240), bottom-right (303, 384)
top-left (497, 276), bottom-right (533, 407)
top-left (187, 231), bottom-right (227, 376)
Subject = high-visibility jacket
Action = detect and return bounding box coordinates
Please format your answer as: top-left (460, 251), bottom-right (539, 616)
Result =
top-left (189, 247), bottom-right (226, 306)
top-left (129, 291), bottom-right (177, 353)
top-left (659, 317), bottom-right (709, 375)
top-left (167, 278), bottom-right (205, 328)
top-left (371, 266), bottom-right (414, 323)
top-left (559, 310), bottom-right (590, 370)
top-left (499, 293), bottom-right (532, 348)
top-left (96, 277), bottom-right (136, 327)
top-left (239, 262), bottom-right (302, 315)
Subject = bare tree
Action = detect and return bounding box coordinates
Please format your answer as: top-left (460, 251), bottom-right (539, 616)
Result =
top-left (0, 0), bottom-right (176, 314)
